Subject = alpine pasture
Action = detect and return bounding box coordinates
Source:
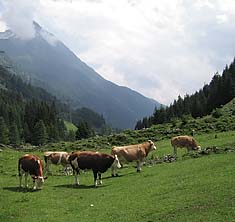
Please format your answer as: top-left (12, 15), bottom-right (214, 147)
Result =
top-left (1, 131), bottom-right (235, 222)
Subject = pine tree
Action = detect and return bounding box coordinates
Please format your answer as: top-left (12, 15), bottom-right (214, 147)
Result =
top-left (23, 122), bottom-right (31, 143)
top-left (9, 123), bottom-right (20, 145)
top-left (76, 121), bottom-right (93, 140)
top-left (33, 120), bottom-right (48, 146)
top-left (0, 117), bottom-right (9, 144)
top-left (67, 130), bottom-right (76, 142)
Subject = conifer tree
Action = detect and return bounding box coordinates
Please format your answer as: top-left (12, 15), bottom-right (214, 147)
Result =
top-left (33, 120), bottom-right (48, 146)
top-left (9, 123), bottom-right (20, 145)
top-left (0, 117), bottom-right (9, 144)
top-left (76, 121), bottom-right (93, 140)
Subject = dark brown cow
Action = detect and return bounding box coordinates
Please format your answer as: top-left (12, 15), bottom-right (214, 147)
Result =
top-left (111, 140), bottom-right (156, 175)
top-left (69, 151), bottom-right (121, 187)
top-left (171, 135), bottom-right (201, 156)
top-left (44, 151), bottom-right (71, 175)
top-left (18, 154), bottom-right (47, 190)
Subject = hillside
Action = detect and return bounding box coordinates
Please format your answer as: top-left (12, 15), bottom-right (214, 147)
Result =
top-left (0, 22), bottom-right (161, 129)
top-left (40, 98), bottom-right (235, 151)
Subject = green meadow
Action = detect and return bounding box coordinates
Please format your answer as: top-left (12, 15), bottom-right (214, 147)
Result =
top-left (0, 131), bottom-right (235, 222)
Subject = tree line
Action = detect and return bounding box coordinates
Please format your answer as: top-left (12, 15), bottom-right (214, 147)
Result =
top-left (135, 58), bottom-right (235, 129)
top-left (0, 65), bottom-right (67, 145)
top-left (0, 64), bottom-right (114, 145)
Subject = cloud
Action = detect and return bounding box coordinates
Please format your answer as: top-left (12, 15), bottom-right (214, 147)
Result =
top-left (1, 0), bottom-right (235, 105)
top-left (1, 0), bottom-right (39, 39)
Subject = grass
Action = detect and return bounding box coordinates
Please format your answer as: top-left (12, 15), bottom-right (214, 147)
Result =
top-left (64, 120), bottom-right (77, 132)
top-left (1, 131), bottom-right (235, 222)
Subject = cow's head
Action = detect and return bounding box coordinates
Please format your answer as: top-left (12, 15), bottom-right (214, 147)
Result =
top-left (32, 176), bottom-right (48, 189)
top-left (112, 154), bottom-right (121, 169)
top-left (148, 140), bottom-right (157, 150)
top-left (195, 145), bottom-right (201, 151)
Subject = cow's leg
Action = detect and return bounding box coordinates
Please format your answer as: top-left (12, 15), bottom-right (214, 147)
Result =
top-left (173, 146), bottom-right (177, 157)
top-left (32, 179), bottom-right (37, 190)
top-left (136, 161), bottom-right (142, 173)
top-left (97, 173), bottom-right (102, 185)
top-left (74, 169), bottom-right (79, 186)
top-left (45, 162), bottom-right (50, 175)
top-left (62, 164), bottom-right (68, 175)
top-left (44, 156), bottom-right (50, 175)
top-left (111, 164), bottom-right (117, 177)
top-left (19, 173), bottom-right (23, 188)
top-left (25, 172), bottom-right (29, 188)
top-left (93, 171), bottom-right (98, 187)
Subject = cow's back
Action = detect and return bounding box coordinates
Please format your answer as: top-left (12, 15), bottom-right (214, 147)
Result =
top-left (112, 145), bottom-right (145, 162)
top-left (171, 136), bottom-right (198, 149)
top-left (70, 151), bottom-right (114, 173)
top-left (19, 155), bottom-right (43, 176)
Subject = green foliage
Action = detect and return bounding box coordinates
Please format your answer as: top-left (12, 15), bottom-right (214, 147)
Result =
top-left (76, 121), bottom-right (94, 140)
top-left (9, 123), bottom-right (20, 145)
top-left (0, 117), bottom-right (9, 144)
top-left (64, 120), bottom-right (77, 132)
top-left (72, 107), bottom-right (106, 129)
top-left (0, 65), bottom-right (68, 145)
top-left (212, 108), bottom-right (223, 118)
top-left (33, 120), bottom-right (48, 146)
top-left (66, 130), bottom-right (76, 142)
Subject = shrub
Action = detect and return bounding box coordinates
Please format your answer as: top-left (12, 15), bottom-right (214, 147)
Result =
top-left (212, 108), bottom-right (223, 118)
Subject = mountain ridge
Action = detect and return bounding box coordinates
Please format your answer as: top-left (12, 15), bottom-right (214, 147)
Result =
top-left (0, 22), bottom-right (161, 128)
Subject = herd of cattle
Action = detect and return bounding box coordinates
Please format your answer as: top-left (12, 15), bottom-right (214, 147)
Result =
top-left (18, 135), bottom-right (201, 190)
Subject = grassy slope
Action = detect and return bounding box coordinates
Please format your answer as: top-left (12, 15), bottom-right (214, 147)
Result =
top-left (1, 131), bottom-right (235, 222)
top-left (64, 120), bottom-right (77, 132)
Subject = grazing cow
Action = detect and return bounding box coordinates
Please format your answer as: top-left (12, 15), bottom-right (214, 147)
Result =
top-left (171, 135), bottom-right (201, 156)
top-left (44, 151), bottom-right (71, 175)
top-left (111, 140), bottom-right (157, 175)
top-left (69, 151), bottom-right (121, 187)
top-left (18, 154), bottom-right (47, 190)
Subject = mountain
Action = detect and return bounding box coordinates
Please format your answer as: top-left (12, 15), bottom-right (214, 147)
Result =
top-left (0, 22), bottom-right (161, 129)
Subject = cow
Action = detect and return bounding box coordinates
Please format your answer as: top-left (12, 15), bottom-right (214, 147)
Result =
top-left (44, 151), bottom-right (71, 175)
top-left (111, 140), bottom-right (157, 175)
top-left (68, 151), bottom-right (121, 187)
top-left (18, 154), bottom-right (47, 190)
top-left (171, 135), bottom-right (201, 156)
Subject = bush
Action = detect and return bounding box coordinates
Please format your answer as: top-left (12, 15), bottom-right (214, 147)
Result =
top-left (212, 108), bottom-right (223, 118)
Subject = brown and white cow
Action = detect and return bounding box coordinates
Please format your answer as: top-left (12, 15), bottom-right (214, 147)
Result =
top-left (171, 135), bottom-right (201, 156)
top-left (18, 154), bottom-right (47, 190)
top-left (69, 151), bottom-right (121, 187)
top-left (111, 140), bottom-right (157, 175)
top-left (44, 151), bottom-right (71, 175)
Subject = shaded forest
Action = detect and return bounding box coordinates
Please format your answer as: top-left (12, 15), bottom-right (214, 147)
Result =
top-left (0, 65), bottom-right (67, 145)
top-left (0, 63), bottom-right (113, 145)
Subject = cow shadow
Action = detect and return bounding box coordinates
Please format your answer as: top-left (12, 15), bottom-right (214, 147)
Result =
top-left (54, 184), bottom-right (109, 189)
top-left (102, 171), bottom-right (136, 180)
top-left (3, 186), bottom-right (41, 193)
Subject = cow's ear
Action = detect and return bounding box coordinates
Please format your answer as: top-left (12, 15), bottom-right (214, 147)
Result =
top-left (44, 176), bottom-right (48, 180)
top-left (32, 176), bottom-right (37, 179)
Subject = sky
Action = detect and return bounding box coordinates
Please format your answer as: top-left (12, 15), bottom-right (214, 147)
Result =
top-left (0, 0), bottom-right (235, 105)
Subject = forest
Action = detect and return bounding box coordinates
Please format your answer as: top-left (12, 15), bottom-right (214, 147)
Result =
top-left (0, 64), bottom-right (108, 145)
top-left (0, 65), bottom-right (68, 145)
